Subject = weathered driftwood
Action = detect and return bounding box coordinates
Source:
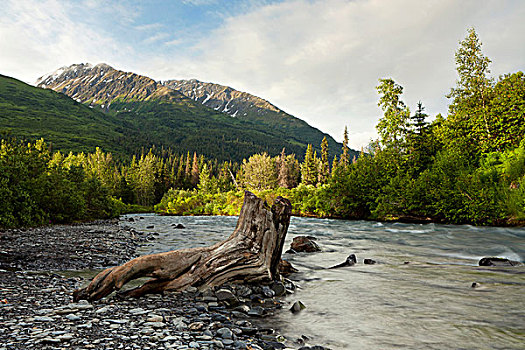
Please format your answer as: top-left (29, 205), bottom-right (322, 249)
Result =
top-left (73, 191), bottom-right (292, 302)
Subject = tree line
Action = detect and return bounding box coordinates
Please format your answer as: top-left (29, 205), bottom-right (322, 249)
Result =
top-left (156, 28), bottom-right (525, 225)
top-left (1, 28), bottom-right (523, 228)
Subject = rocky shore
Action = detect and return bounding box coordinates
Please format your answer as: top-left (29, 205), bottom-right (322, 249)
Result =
top-left (0, 220), bottom-right (329, 350)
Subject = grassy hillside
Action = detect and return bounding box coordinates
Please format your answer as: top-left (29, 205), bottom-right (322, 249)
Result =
top-left (0, 74), bottom-right (137, 157)
top-left (0, 75), bottom-right (310, 161)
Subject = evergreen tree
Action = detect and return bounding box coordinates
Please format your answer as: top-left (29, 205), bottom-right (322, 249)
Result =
top-left (191, 152), bottom-right (199, 187)
top-left (319, 137), bottom-right (330, 184)
top-left (340, 127), bottom-right (350, 167)
top-left (301, 144), bottom-right (318, 186)
top-left (277, 149), bottom-right (300, 188)
top-left (411, 101), bottom-right (428, 135)
top-left (331, 155), bottom-right (339, 176)
top-left (185, 151), bottom-right (191, 179)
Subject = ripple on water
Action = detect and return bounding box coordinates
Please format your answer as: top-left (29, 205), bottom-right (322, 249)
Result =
top-left (120, 214), bottom-right (525, 350)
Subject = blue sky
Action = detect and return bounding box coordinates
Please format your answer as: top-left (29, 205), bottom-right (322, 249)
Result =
top-left (1, 0), bottom-right (524, 149)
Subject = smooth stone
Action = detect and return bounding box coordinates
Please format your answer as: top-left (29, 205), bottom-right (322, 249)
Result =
top-left (479, 257), bottom-right (522, 267)
top-left (172, 317), bottom-right (187, 330)
top-left (57, 334), bottom-right (74, 342)
top-left (95, 306), bottom-right (111, 314)
top-left (233, 340), bottom-right (247, 349)
top-left (143, 322), bottom-right (166, 328)
top-left (41, 338), bottom-right (61, 344)
top-left (106, 319), bottom-right (129, 324)
top-left (290, 236), bottom-right (321, 253)
top-left (65, 314), bottom-right (81, 321)
top-left (189, 341), bottom-right (200, 348)
top-left (188, 322), bottom-right (205, 331)
top-left (221, 339), bottom-right (234, 346)
top-left (215, 289), bottom-right (236, 301)
top-left (146, 315), bottom-right (164, 322)
top-left (234, 304), bottom-right (250, 313)
top-left (34, 316), bottom-right (54, 322)
top-left (290, 301), bottom-right (306, 313)
top-left (216, 327), bottom-right (233, 339)
top-left (270, 281), bottom-right (286, 296)
top-left (247, 306), bottom-right (264, 317)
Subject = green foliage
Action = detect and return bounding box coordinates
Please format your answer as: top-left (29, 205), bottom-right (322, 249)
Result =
top-left (0, 138), bottom-right (122, 228)
top-left (376, 78), bottom-right (411, 149)
top-left (0, 74), bottom-right (352, 163)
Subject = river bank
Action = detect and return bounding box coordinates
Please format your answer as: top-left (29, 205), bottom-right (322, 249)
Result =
top-left (0, 220), bottom-right (327, 350)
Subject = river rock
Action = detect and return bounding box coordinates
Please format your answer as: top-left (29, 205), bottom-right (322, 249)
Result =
top-left (270, 281), bottom-right (286, 296)
top-left (364, 258), bottom-right (377, 265)
top-left (216, 288), bottom-right (236, 301)
top-left (290, 236), bottom-right (321, 253)
top-left (290, 301), bottom-right (306, 313)
top-left (329, 254), bottom-right (357, 269)
top-left (479, 257), bottom-right (522, 267)
top-left (217, 327), bottom-right (233, 339)
top-left (279, 259), bottom-right (298, 275)
top-left (173, 223), bottom-right (185, 229)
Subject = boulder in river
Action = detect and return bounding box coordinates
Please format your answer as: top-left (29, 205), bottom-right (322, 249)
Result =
top-left (290, 236), bottom-right (320, 253)
top-left (364, 258), bottom-right (377, 265)
top-left (172, 223), bottom-right (185, 229)
top-left (478, 257), bottom-right (522, 267)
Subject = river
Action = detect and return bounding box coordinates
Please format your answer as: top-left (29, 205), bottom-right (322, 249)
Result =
top-left (122, 214), bottom-right (525, 349)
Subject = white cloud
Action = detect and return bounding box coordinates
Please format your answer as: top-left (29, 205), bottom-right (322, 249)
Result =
top-left (145, 0), bottom-right (525, 148)
top-left (1, 0), bottom-right (523, 149)
top-left (0, 0), bottom-right (136, 84)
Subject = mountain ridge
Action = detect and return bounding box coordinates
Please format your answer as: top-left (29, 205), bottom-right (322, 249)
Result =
top-left (36, 63), bottom-right (352, 156)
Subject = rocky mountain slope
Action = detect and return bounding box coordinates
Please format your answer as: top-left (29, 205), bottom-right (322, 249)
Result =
top-left (162, 79), bottom-right (347, 157)
top-left (34, 63), bottom-right (354, 160)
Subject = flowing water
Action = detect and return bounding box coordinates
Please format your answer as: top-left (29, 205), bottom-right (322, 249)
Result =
top-left (122, 214), bottom-right (525, 349)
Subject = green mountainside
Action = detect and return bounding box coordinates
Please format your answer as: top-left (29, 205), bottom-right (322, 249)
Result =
top-left (0, 74), bottom-right (135, 156)
top-left (1, 67), bottom-right (344, 161)
top-left (34, 63), bottom-right (354, 160)
top-left (163, 79), bottom-right (348, 158)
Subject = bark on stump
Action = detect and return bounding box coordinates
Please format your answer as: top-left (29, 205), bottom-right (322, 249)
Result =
top-left (73, 191), bottom-right (292, 302)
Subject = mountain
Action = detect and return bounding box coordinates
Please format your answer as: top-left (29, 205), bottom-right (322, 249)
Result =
top-left (0, 74), bottom-right (137, 156)
top-left (35, 63), bottom-right (355, 159)
top-left (162, 79), bottom-right (345, 156)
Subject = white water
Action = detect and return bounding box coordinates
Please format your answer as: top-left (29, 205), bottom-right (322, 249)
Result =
top-left (122, 214), bottom-right (525, 349)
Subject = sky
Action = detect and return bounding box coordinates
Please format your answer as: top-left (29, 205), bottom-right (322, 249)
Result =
top-left (1, 0), bottom-right (524, 149)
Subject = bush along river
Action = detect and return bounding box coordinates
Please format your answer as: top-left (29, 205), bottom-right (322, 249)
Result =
top-left (1, 215), bottom-right (524, 349)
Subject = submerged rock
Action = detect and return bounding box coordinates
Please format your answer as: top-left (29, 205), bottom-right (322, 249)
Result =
top-left (290, 236), bottom-right (320, 253)
top-left (329, 254), bottom-right (357, 269)
top-left (173, 223), bottom-right (185, 229)
top-left (364, 258), bottom-right (376, 265)
top-left (479, 257), bottom-right (522, 267)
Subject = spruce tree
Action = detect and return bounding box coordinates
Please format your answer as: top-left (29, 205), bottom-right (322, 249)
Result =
top-left (191, 152), bottom-right (199, 187)
top-left (319, 137), bottom-right (330, 184)
top-left (301, 144), bottom-right (318, 186)
top-left (340, 126), bottom-right (350, 167)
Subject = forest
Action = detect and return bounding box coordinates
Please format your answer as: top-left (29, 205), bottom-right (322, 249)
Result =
top-left (1, 28), bottom-right (524, 229)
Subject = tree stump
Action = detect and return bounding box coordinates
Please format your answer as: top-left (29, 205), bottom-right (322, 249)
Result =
top-left (73, 191), bottom-right (292, 302)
